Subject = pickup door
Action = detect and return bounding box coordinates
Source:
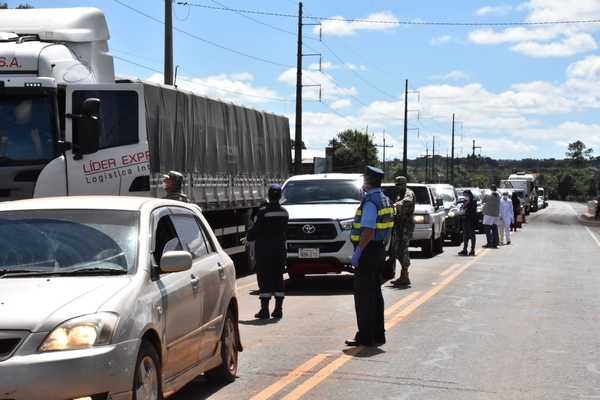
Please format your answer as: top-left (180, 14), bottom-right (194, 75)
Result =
top-left (64, 83), bottom-right (150, 196)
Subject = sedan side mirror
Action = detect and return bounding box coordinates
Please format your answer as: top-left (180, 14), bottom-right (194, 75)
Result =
top-left (160, 251), bottom-right (192, 273)
top-left (436, 198), bottom-right (444, 209)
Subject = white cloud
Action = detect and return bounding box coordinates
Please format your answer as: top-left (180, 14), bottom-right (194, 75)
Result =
top-left (330, 99), bottom-right (353, 109)
top-left (147, 72), bottom-right (281, 105)
top-left (519, 121), bottom-right (600, 149)
top-left (278, 68), bottom-right (358, 101)
top-left (510, 32), bottom-right (597, 57)
top-left (309, 61), bottom-right (338, 71)
top-left (346, 63), bottom-right (368, 71)
top-left (432, 70), bottom-right (470, 81)
top-left (430, 35), bottom-right (453, 46)
top-left (316, 11), bottom-right (400, 37)
top-left (468, 0), bottom-right (600, 57)
top-left (476, 4), bottom-right (514, 16)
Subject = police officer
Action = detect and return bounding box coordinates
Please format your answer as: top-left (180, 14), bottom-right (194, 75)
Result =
top-left (162, 171), bottom-right (188, 202)
top-left (390, 176), bottom-right (415, 287)
top-left (345, 166), bottom-right (394, 347)
top-left (247, 184), bottom-right (289, 319)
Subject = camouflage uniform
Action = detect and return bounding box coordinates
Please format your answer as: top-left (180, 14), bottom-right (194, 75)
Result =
top-left (162, 171), bottom-right (189, 203)
top-left (164, 191), bottom-right (189, 203)
top-left (393, 188), bottom-right (415, 269)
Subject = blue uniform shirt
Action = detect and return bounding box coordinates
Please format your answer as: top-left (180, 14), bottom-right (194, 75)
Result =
top-left (360, 188), bottom-right (380, 229)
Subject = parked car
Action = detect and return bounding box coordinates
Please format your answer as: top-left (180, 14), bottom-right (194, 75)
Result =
top-left (429, 184), bottom-right (463, 246)
top-left (407, 184), bottom-right (446, 257)
top-left (0, 196), bottom-right (242, 400)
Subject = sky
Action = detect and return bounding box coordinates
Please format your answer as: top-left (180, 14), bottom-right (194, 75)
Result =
top-left (9, 0), bottom-right (600, 160)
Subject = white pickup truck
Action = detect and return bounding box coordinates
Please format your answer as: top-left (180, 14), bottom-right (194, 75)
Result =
top-left (407, 183), bottom-right (446, 257)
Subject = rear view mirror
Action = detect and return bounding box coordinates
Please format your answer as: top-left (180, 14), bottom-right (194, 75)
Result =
top-left (73, 97), bottom-right (100, 158)
top-left (160, 251), bottom-right (192, 273)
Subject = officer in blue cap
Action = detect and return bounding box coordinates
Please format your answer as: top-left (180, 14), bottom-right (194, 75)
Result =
top-left (247, 184), bottom-right (290, 319)
top-left (346, 166), bottom-right (394, 347)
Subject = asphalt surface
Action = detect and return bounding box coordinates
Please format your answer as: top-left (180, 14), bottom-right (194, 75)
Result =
top-left (173, 201), bottom-right (600, 400)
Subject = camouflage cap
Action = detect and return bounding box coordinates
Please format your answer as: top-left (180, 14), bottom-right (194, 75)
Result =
top-left (395, 176), bottom-right (408, 185)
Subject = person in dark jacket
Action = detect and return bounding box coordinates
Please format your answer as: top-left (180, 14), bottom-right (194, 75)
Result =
top-left (458, 190), bottom-right (477, 256)
top-left (596, 195), bottom-right (600, 220)
top-left (511, 192), bottom-right (521, 232)
top-left (247, 184), bottom-right (289, 319)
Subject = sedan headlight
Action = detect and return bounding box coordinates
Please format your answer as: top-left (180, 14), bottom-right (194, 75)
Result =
top-left (414, 215), bottom-right (429, 224)
top-left (39, 312), bottom-right (119, 352)
top-left (339, 218), bottom-right (354, 230)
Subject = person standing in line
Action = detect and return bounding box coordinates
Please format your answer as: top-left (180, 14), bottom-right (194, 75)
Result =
top-left (346, 166), bottom-right (394, 347)
top-left (500, 192), bottom-right (514, 245)
top-left (390, 176), bottom-right (415, 287)
top-left (247, 184), bottom-right (289, 319)
top-left (511, 192), bottom-right (521, 232)
top-left (482, 185), bottom-right (500, 248)
top-left (162, 171), bottom-right (188, 202)
top-left (458, 190), bottom-right (477, 256)
top-left (596, 195), bottom-right (600, 220)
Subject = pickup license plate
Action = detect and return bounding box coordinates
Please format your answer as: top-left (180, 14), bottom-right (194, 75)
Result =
top-left (299, 248), bottom-right (320, 259)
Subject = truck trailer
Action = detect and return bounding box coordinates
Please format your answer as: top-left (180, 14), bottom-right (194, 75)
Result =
top-left (0, 7), bottom-right (291, 256)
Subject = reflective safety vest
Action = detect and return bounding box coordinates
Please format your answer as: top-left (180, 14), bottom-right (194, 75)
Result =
top-left (350, 190), bottom-right (394, 244)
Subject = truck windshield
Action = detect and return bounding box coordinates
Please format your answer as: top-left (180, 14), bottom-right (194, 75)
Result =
top-left (281, 180), bottom-right (362, 205)
top-left (408, 186), bottom-right (432, 205)
top-left (0, 210), bottom-right (138, 276)
top-left (433, 187), bottom-right (456, 202)
top-left (0, 94), bottom-right (56, 165)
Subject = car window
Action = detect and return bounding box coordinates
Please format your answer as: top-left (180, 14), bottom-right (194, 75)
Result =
top-left (408, 186), bottom-right (431, 205)
top-left (154, 215), bottom-right (182, 265)
top-left (194, 216), bottom-right (216, 253)
top-left (171, 214), bottom-right (209, 259)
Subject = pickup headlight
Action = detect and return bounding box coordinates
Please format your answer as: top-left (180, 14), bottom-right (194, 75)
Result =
top-left (39, 312), bottom-right (119, 352)
top-left (414, 215), bottom-right (429, 224)
top-left (339, 218), bottom-right (354, 230)
top-left (448, 211), bottom-right (456, 218)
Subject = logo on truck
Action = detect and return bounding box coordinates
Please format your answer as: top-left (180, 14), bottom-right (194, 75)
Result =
top-left (302, 224), bottom-right (316, 234)
top-left (0, 57), bottom-right (21, 68)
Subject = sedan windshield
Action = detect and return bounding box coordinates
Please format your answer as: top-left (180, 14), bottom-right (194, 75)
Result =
top-left (0, 210), bottom-right (139, 276)
top-left (282, 180), bottom-right (362, 205)
top-left (0, 94), bottom-right (57, 165)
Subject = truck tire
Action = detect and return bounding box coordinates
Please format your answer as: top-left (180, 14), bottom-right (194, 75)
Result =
top-left (422, 230), bottom-right (435, 258)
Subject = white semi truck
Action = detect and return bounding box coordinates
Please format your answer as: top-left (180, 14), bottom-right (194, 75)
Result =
top-left (0, 7), bottom-right (291, 256)
top-left (500, 172), bottom-right (538, 214)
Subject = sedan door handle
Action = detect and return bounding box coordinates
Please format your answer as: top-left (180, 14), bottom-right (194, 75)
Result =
top-left (190, 274), bottom-right (200, 287)
top-left (217, 264), bottom-right (226, 279)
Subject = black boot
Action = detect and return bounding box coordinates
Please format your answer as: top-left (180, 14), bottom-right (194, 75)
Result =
top-left (458, 249), bottom-right (468, 256)
top-left (272, 297), bottom-right (284, 319)
top-left (392, 268), bottom-right (411, 287)
top-left (255, 298), bottom-right (270, 319)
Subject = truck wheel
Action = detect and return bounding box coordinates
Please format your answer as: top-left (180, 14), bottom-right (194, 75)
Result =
top-left (133, 341), bottom-right (162, 400)
top-left (451, 234), bottom-right (462, 246)
top-left (422, 232), bottom-right (435, 258)
top-left (434, 235), bottom-right (444, 254)
top-left (206, 310), bottom-right (238, 384)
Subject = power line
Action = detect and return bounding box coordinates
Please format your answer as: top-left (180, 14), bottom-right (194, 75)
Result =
top-left (176, 2), bottom-right (600, 27)
top-left (111, 0), bottom-right (293, 68)
top-left (113, 55), bottom-right (294, 102)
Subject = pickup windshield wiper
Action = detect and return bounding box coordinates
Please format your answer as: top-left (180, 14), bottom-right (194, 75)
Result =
top-left (0, 267), bottom-right (127, 279)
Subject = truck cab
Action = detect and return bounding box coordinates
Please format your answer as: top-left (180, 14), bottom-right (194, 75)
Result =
top-left (407, 183), bottom-right (445, 257)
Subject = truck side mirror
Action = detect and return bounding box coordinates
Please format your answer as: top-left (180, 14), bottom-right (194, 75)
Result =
top-left (436, 198), bottom-right (444, 209)
top-left (73, 98), bottom-right (101, 159)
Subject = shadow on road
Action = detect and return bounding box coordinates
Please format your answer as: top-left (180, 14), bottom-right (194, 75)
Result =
top-left (239, 318), bottom-right (280, 326)
top-left (344, 347), bottom-right (386, 358)
top-left (172, 375), bottom-right (232, 400)
top-left (283, 275), bottom-right (354, 296)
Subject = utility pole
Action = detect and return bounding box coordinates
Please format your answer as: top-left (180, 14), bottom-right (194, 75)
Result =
top-left (472, 139), bottom-right (482, 157)
top-left (374, 130), bottom-right (393, 178)
top-left (164, 0), bottom-right (173, 85)
top-left (402, 79), bottom-right (408, 177)
top-left (446, 150), bottom-right (449, 182)
top-left (451, 113), bottom-right (455, 184)
top-left (294, 1), bottom-right (303, 174)
top-left (425, 144), bottom-right (429, 183)
top-left (432, 136), bottom-right (436, 183)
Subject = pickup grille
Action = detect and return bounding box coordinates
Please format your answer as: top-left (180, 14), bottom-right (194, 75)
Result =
top-left (0, 332), bottom-right (27, 361)
top-left (288, 241), bottom-right (345, 254)
top-left (287, 222), bottom-right (338, 240)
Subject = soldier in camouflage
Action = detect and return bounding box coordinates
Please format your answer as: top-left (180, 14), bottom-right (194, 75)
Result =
top-left (390, 176), bottom-right (415, 287)
top-left (162, 171), bottom-right (189, 203)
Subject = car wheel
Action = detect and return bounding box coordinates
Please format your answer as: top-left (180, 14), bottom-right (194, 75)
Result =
top-left (206, 310), bottom-right (238, 384)
top-left (133, 341), bottom-right (162, 400)
top-left (434, 234), bottom-right (444, 254)
top-left (451, 234), bottom-right (463, 246)
top-left (422, 230), bottom-right (435, 258)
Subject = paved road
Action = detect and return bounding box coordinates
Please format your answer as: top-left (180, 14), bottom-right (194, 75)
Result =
top-left (173, 201), bottom-right (600, 400)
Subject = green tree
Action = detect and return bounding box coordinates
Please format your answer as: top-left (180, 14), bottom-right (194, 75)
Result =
top-left (330, 129), bottom-right (378, 173)
top-left (290, 139), bottom-right (306, 150)
top-left (566, 140), bottom-right (594, 166)
top-left (557, 174), bottom-right (575, 200)
top-left (0, 3), bottom-right (33, 8)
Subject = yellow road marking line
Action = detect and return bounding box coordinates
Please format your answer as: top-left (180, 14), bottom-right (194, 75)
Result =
top-left (585, 226), bottom-right (600, 248)
top-left (384, 291), bottom-right (421, 316)
top-left (281, 348), bottom-right (361, 400)
top-left (440, 263), bottom-right (462, 277)
top-left (279, 250), bottom-right (489, 400)
top-left (249, 353), bottom-right (331, 400)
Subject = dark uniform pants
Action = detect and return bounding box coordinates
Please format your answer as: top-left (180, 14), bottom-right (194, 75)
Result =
top-left (256, 241), bottom-right (286, 299)
top-left (354, 241), bottom-right (386, 344)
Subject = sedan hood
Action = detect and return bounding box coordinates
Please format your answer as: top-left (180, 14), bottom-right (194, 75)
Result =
top-left (0, 276), bottom-right (131, 332)
top-left (283, 203), bottom-right (360, 221)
